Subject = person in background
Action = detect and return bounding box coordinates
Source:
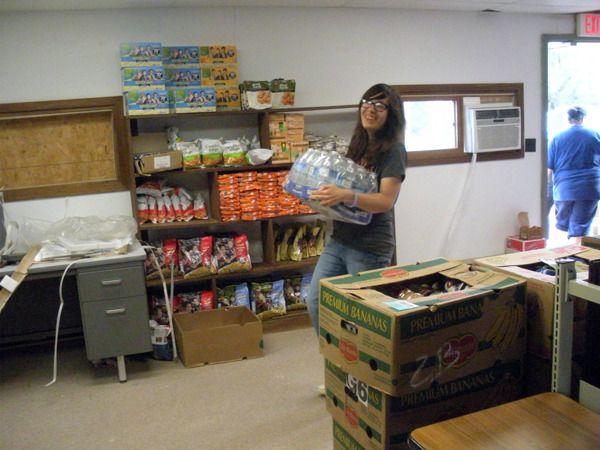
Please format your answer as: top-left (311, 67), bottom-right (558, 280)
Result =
top-left (548, 106), bottom-right (600, 245)
top-left (307, 83), bottom-right (407, 394)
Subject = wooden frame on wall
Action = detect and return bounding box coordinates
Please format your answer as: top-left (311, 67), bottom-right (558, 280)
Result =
top-left (0, 96), bottom-right (131, 202)
top-left (392, 83), bottom-right (525, 166)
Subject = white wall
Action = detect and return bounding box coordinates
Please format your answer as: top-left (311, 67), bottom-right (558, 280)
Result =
top-left (0, 7), bottom-right (573, 261)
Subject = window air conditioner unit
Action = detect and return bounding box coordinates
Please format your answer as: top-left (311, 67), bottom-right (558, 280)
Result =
top-left (464, 106), bottom-right (521, 153)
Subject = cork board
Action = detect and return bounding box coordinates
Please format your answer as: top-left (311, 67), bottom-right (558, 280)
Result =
top-left (0, 96), bottom-right (131, 202)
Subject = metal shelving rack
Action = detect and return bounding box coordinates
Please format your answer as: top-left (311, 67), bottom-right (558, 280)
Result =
top-left (552, 258), bottom-right (600, 413)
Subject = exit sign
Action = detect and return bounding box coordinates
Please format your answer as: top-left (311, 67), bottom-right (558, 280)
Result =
top-left (577, 13), bottom-right (600, 37)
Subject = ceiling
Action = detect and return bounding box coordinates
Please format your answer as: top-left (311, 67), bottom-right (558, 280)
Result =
top-left (0, 0), bottom-right (598, 14)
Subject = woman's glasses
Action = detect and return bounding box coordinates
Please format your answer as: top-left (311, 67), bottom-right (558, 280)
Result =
top-left (361, 98), bottom-right (389, 112)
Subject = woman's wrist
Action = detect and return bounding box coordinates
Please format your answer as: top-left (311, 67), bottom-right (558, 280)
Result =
top-left (349, 192), bottom-right (359, 208)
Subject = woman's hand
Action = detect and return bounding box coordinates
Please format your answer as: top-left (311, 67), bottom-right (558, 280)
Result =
top-left (309, 184), bottom-right (352, 207)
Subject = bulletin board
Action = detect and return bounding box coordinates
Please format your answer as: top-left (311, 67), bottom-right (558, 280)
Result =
top-left (0, 96), bottom-right (132, 202)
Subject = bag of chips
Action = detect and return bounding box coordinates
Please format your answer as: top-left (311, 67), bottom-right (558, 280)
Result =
top-left (178, 236), bottom-right (216, 279)
top-left (251, 280), bottom-right (286, 320)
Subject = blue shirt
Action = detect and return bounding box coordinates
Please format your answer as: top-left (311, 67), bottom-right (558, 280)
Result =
top-left (548, 125), bottom-right (600, 201)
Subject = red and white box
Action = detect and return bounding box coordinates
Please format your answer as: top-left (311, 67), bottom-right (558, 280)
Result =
top-left (505, 235), bottom-right (546, 253)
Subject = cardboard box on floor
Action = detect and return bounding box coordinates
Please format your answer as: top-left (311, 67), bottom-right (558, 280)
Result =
top-left (326, 357), bottom-right (521, 450)
top-left (173, 306), bottom-right (263, 367)
top-left (319, 258), bottom-right (526, 396)
top-left (474, 244), bottom-right (600, 359)
top-left (332, 419), bottom-right (409, 450)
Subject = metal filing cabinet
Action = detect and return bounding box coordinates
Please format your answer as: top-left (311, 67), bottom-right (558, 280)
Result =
top-left (76, 261), bottom-right (152, 381)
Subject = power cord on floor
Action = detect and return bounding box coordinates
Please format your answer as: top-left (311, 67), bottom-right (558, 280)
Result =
top-left (439, 152), bottom-right (477, 256)
top-left (45, 244), bottom-right (178, 386)
top-left (46, 258), bottom-right (86, 387)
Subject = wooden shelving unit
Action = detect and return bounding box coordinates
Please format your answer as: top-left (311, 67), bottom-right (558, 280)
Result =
top-left (128, 105), bottom-right (354, 330)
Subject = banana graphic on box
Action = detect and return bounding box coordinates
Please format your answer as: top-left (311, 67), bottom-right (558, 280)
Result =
top-left (485, 303), bottom-right (523, 351)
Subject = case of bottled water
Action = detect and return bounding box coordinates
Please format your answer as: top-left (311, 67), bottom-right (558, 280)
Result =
top-left (283, 148), bottom-right (377, 225)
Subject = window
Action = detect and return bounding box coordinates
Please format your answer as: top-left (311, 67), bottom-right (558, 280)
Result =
top-left (404, 99), bottom-right (457, 151)
top-left (392, 84), bottom-right (524, 166)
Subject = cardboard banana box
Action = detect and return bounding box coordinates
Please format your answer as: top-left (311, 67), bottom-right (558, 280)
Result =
top-left (325, 357), bottom-right (522, 450)
top-left (319, 258), bottom-right (526, 396)
top-left (332, 419), bottom-right (409, 450)
top-left (474, 244), bottom-right (600, 359)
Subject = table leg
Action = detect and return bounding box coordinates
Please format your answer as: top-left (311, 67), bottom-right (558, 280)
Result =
top-left (117, 355), bottom-right (127, 382)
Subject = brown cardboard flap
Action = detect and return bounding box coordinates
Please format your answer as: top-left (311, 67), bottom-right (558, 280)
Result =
top-left (344, 289), bottom-right (396, 303)
top-left (0, 245), bottom-right (41, 313)
top-left (334, 260), bottom-right (462, 289)
top-left (474, 244), bottom-right (588, 267)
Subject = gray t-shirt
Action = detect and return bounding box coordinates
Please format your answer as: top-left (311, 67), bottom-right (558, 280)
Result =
top-left (332, 142), bottom-right (407, 258)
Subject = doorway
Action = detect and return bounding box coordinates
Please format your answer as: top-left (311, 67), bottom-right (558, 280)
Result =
top-left (543, 36), bottom-right (600, 247)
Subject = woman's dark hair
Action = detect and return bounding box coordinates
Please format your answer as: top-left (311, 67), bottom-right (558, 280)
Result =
top-left (346, 83), bottom-right (405, 166)
top-left (568, 106), bottom-right (586, 122)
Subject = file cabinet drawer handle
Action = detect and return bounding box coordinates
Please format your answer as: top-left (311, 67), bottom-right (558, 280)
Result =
top-left (105, 308), bottom-right (126, 316)
top-left (101, 279), bottom-right (123, 286)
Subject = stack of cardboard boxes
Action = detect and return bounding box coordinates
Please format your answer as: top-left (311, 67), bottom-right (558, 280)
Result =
top-left (200, 45), bottom-right (240, 111)
top-left (163, 45), bottom-right (216, 113)
top-left (120, 42), bottom-right (170, 116)
top-left (475, 244), bottom-right (600, 394)
top-left (319, 258), bottom-right (527, 449)
top-left (268, 113), bottom-right (309, 164)
top-left (121, 42), bottom-right (241, 115)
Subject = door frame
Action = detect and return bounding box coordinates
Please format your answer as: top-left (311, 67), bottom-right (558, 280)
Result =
top-left (541, 34), bottom-right (600, 237)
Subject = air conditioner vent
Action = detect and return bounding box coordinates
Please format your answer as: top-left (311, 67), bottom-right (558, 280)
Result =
top-left (465, 106), bottom-right (521, 153)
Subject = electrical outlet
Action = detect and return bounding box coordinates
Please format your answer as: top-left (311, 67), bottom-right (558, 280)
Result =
top-left (525, 138), bottom-right (536, 152)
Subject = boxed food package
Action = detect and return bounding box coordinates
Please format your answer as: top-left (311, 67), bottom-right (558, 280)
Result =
top-left (168, 87), bottom-right (216, 113)
top-left (290, 141), bottom-right (309, 162)
top-left (270, 79), bottom-right (296, 108)
top-left (216, 87), bottom-right (241, 111)
top-left (162, 46), bottom-right (200, 67)
top-left (121, 66), bottom-right (166, 91)
top-left (326, 357), bottom-right (522, 450)
top-left (268, 114), bottom-right (287, 138)
top-left (173, 306), bottom-right (263, 367)
top-left (201, 64), bottom-right (239, 87)
top-left (125, 90), bottom-right (169, 116)
top-left (505, 235), bottom-right (546, 253)
top-left (120, 42), bottom-right (162, 66)
top-left (284, 113), bottom-right (305, 129)
top-left (474, 244), bottom-right (600, 359)
top-left (270, 138), bottom-right (292, 164)
top-left (319, 258), bottom-right (526, 396)
top-left (286, 127), bottom-right (305, 142)
top-left (240, 81), bottom-right (272, 110)
top-left (134, 150), bottom-right (183, 175)
top-left (165, 67), bottom-right (201, 88)
top-left (200, 45), bottom-right (237, 64)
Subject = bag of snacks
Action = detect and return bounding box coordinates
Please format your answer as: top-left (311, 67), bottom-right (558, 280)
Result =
top-left (178, 236), bottom-right (216, 279)
top-left (251, 280), bottom-right (286, 320)
top-left (193, 193), bottom-right (208, 220)
top-left (198, 139), bottom-right (224, 167)
top-left (144, 239), bottom-right (179, 280)
top-left (214, 234), bottom-right (252, 274)
top-left (217, 283), bottom-right (250, 309)
top-left (137, 196), bottom-right (149, 225)
top-left (284, 276), bottom-right (306, 311)
top-left (175, 141), bottom-right (201, 169)
top-left (149, 295), bottom-right (170, 325)
top-left (222, 140), bottom-right (246, 166)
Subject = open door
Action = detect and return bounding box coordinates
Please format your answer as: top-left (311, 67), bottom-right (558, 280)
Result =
top-left (543, 36), bottom-right (600, 247)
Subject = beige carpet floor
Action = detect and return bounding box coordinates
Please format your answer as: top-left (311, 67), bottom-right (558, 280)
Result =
top-left (0, 327), bottom-right (332, 450)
